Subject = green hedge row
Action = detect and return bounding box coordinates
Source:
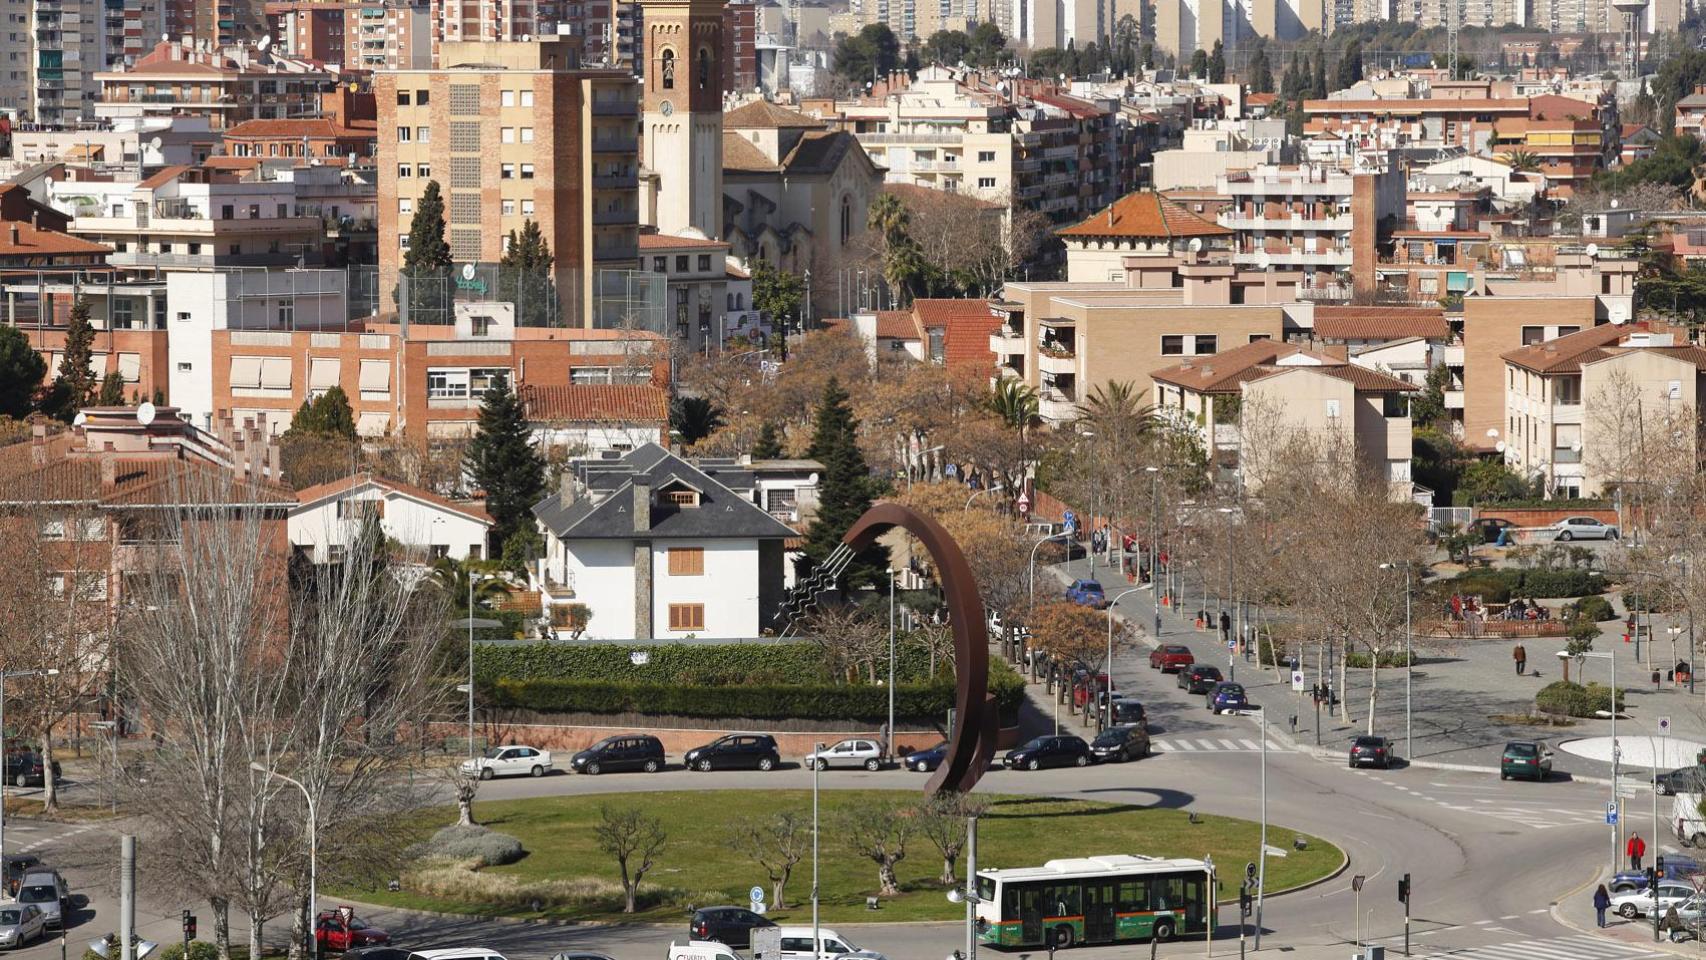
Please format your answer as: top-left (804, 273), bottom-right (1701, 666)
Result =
top-left (473, 641), bottom-right (950, 685)
top-left (1439, 568), bottom-right (1607, 603)
top-left (1535, 680), bottom-right (1622, 718)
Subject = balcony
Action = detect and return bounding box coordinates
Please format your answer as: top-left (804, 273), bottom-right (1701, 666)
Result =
top-left (1235, 249), bottom-right (1353, 267)
top-left (1443, 389), bottom-right (1464, 410)
top-left (856, 131), bottom-right (965, 146)
top-left (1221, 214), bottom-right (1353, 232)
top-left (1442, 343), bottom-right (1464, 367)
top-left (106, 250), bottom-right (304, 269)
top-left (592, 208), bottom-right (638, 225)
top-left (989, 328), bottom-right (1024, 355)
top-left (593, 174), bottom-right (638, 189)
top-left (590, 135), bottom-right (638, 153)
top-left (1038, 391), bottom-right (1077, 422)
top-left (1551, 402), bottom-right (1583, 425)
top-left (591, 97), bottom-right (636, 116)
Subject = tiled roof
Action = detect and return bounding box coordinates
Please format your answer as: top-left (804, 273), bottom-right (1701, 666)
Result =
top-left (522, 384), bottom-right (669, 424)
top-left (885, 182), bottom-right (1004, 210)
top-left (1308, 364), bottom-right (1420, 393)
top-left (224, 118), bottom-right (370, 139)
top-left (872, 311), bottom-right (918, 340)
top-left (723, 132), bottom-right (777, 172)
top-left (0, 222), bottom-right (111, 258)
top-left (913, 298), bottom-right (996, 368)
top-left (532, 443), bottom-right (797, 541)
top-left (781, 131), bottom-right (856, 176)
top-left (1150, 339), bottom-right (1296, 393)
top-left (637, 232), bottom-right (729, 250)
top-left (138, 164), bottom-right (192, 190)
top-left (1500, 322), bottom-right (1706, 374)
top-left (292, 471), bottom-right (492, 524)
top-left (724, 100), bottom-right (825, 129)
top-left (1057, 191), bottom-right (1232, 240)
top-left (0, 454), bottom-right (293, 508)
top-left (1312, 306), bottom-right (1451, 342)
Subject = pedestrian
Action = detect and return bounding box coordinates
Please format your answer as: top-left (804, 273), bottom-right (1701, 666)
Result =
top-left (1594, 884), bottom-right (1611, 927)
top-left (1513, 643), bottom-right (1527, 676)
top-left (1629, 832), bottom-right (1647, 871)
top-left (1220, 610), bottom-right (1232, 644)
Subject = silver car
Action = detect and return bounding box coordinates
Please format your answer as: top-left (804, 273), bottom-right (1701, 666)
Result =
top-left (0, 903), bottom-right (46, 948)
top-left (15, 873), bottom-right (66, 930)
top-left (1552, 516), bottom-right (1617, 541)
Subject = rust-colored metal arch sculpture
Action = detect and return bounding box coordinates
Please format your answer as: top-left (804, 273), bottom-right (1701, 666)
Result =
top-left (842, 503), bottom-right (998, 796)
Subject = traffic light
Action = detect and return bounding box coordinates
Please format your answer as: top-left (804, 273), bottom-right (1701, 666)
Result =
top-left (1658, 855), bottom-right (1667, 875)
top-left (1239, 884), bottom-right (1252, 917)
top-left (1645, 867), bottom-right (1656, 887)
top-left (182, 910), bottom-right (196, 941)
top-left (1398, 873), bottom-right (1410, 905)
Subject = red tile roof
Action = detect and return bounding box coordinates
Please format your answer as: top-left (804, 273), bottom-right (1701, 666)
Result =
top-left (1057, 191), bottom-right (1232, 240)
top-left (1150, 339), bottom-right (1417, 394)
top-left (872, 310), bottom-right (918, 340)
top-left (292, 471), bottom-right (492, 524)
top-left (0, 452), bottom-right (293, 507)
top-left (521, 384), bottom-right (670, 424)
top-left (724, 100), bottom-right (825, 129)
top-left (224, 118), bottom-right (372, 139)
top-left (912, 298), bottom-right (996, 369)
top-left (0, 221), bottom-right (111, 258)
top-left (637, 233), bottom-right (730, 250)
top-left (1312, 306), bottom-right (1450, 342)
top-left (1499, 321), bottom-right (1706, 374)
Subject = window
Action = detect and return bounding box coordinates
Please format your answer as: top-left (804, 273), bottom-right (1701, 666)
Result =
top-left (698, 255), bottom-right (711, 271)
top-left (572, 367), bottom-right (613, 384)
top-left (502, 127), bottom-right (515, 143)
top-left (521, 199), bottom-right (535, 216)
top-left (396, 89), bottom-right (409, 106)
top-left (669, 547), bottom-right (705, 576)
top-left (398, 198), bottom-right (413, 215)
top-left (653, 257), bottom-right (667, 272)
top-left (520, 90), bottom-right (534, 107)
top-left (977, 150), bottom-right (996, 162)
top-left (675, 255), bottom-right (689, 271)
top-left (661, 48), bottom-right (675, 89)
top-left (416, 89), bottom-right (429, 105)
top-left (501, 163), bottom-right (515, 179)
top-left (1521, 325), bottom-right (1544, 345)
top-left (668, 603), bottom-right (705, 631)
top-left (470, 315), bottom-right (494, 337)
top-left (397, 163), bottom-right (412, 178)
top-left (665, 489), bottom-right (700, 507)
top-left (501, 199), bottom-right (516, 216)
top-left (978, 177), bottom-right (997, 188)
top-left (417, 163), bottom-right (430, 178)
top-left (396, 126), bottom-right (409, 142)
top-left (1194, 335), bottom-right (1217, 355)
top-left (399, 234), bottom-right (411, 250)
top-left (1382, 393), bottom-right (1409, 417)
top-left (519, 127), bottom-right (534, 143)
top-left (416, 126), bottom-right (431, 143)
top-left (501, 90), bottom-right (515, 107)
top-left (520, 164), bottom-right (534, 179)
top-left (698, 47), bottom-right (711, 88)
top-left (840, 194), bottom-right (852, 244)
top-left (1325, 398), bottom-right (1341, 418)
top-left (277, 298), bottom-right (294, 328)
top-left (39, 519), bottom-right (64, 540)
top-left (221, 203), bottom-right (234, 219)
top-left (1161, 335), bottom-right (1184, 355)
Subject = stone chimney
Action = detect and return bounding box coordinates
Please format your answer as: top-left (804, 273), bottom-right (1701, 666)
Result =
top-left (631, 478), bottom-right (651, 533)
top-left (7, 225), bottom-right (18, 246)
top-left (30, 421), bottom-right (46, 465)
top-left (99, 456), bottom-right (116, 488)
top-left (558, 468), bottom-right (575, 505)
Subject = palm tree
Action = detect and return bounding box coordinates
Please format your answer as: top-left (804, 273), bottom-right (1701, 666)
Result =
top-left (1077, 380), bottom-right (1156, 435)
top-left (432, 557), bottom-right (512, 616)
top-left (867, 192), bottom-right (912, 247)
top-left (1504, 150), bottom-right (1540, 174)
top-left (987, 379), bottom-right (1040, 433)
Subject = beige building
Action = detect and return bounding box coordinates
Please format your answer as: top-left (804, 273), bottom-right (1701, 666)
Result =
top-left (1501, 322), bottom-right (1702, 498)
top-left (376, 37), bottom-right (641, 326)
top-left (1151, 338), bottom-right (1417, 494)
top-left (1056, 191), bottom-right (1233, 284)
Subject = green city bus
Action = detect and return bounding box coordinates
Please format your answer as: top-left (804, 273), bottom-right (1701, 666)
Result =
top-left (973, 855), bottom-right (1215, 950)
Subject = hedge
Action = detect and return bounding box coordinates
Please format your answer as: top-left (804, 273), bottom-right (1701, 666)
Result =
top-left (1535, 680), bottom-right (1622, 718)
top-left (474, 641), bottom-right (947, 686)
top-left (1438, 568), bottom-right (1607, 603)
top-left (483, 675), bottom-right (1027, 724)
top-left (1344, 650), bottom-right (1414, 668)
top-left (1566, 595), bottom-right (1616, 622)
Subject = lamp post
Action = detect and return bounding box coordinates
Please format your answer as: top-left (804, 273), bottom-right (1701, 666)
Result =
top-left (1079, 428), bottom-right (1097, 578)
top-left (945, 816), bottom-right (981, 960)
top-left (1104, 587), bottom-right (1145, 730)
top-left (812, 741), bottom-right (822, 960)
top-left (1380, 561), bottom-right (1414, 759)
top-left (1581, 648), bottom-right (1618, 870)
top-left (964, 484), bottom-right (1004, 512)
top-left (1028, 531), bottom-right (1071, 615)
top-left (450, 574), bottom-right (502, 759)
top-left (251, 763), bottom-right (316, 960)
top-left (0, 668), bottom-right (59, 858)
top-left (90, 721), bottom-right (118, 815)
top-left (1146, 467), bottom-right (1162, 637)
top-left (887, 569), bottom-right (897, 759)
top-left (1217, 508), bottom-right (1235, 681)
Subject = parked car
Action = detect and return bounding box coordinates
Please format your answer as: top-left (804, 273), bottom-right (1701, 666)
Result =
top-left (459, 745), bottom-right (552, 780)
top-left (1178, 664), bottom-right (1223, 693)
top-left (1656, 767), bottom-right (1705, 797)
top-left (902, 740), bottom-right (947, 773)
top-left (1552, 516), bottom-right (1618, 541)
top-left (1065, 579), bottom-right (1108, 608)
top-left (688, 906), bottom-right (776, 948)
top-left (1090, 725), bottom-right (1150, 763)
top-left (0, 903), bottom-right (45, 949)
top-left (407, 949), bottom-right (506, 960)
top-left (667, 943), bottom-right (741, 960)
top-left (315, 910), bottom-right (391, 951)
top-left (13, 873), bottom-right (66, 931)
top-left (1612, 881), bottom-right (1697, 918)
top-left (1612, 856), bottom-right (1702, 893)
top-left (804, 739), bottom-right (884, 771)
top-left (1348, 736), bottom-right (1395, 770)
top-left (2, 753), bottom-right (59, 789)
top-left (345, 948), bottom-right (409, 960)
top-left (1003, 735), bottom-right (1092, 770)
top-left (773, 926), bottom-right (864, 960)
top-left (551, 954), bottom-right (617, 960)
top-left (1149, 645), bottom-right (1195, 672)
top-left (1107, 697), bottom-right (1147, 729)
top-left (684, 734), bottom-right (781, 772)
top-left (1072, 674), bottom-right (1110, 709)
top-left (1206, 682), bottom-right (1248, 714)
top-left (570, 735), bottom-right (665, 775)
top-left (1500, 740), bottom-right (1553, 781)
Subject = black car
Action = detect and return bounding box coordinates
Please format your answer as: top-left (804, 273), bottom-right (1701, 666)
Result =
top-left (571, 735), bottom-right (665, 775)
top-left (1178, 664), bottom-right (1224, 693)
top-left (1656, 766), bottom-right (1706, 797)
top-left (3, 752), bottom-right (59, 789)
top-left (1348, 736), bottom-right (1394, 769)
top-left (903, 740), bottom-right (948, 772)
top-left (689, 906), bottom-right (777, 948)
top-left (683, 734), bottom-right (781, 772)
top-left (1003, 735), bottom-right (1092, 771)
top-left (1107, 698), bottom-right (1147, 729)
top-left (1090, 725), bottom-right (1150, 763)
top-left (1476, 518), bottom-right (1515, 544)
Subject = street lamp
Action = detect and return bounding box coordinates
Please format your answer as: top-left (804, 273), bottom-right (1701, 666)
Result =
top-left (1379, 561), bottom-right (1414, 760)
top-left (964, 484), bottom-right (1005, 512)
top-left (812, 741), bottom-right (822, 960)
top-left (90, 720), bottom-right (118, 815)
top-left (943, 815), bottom-right (980, 960)
top-left (887, 569), bottom-right (897, 759)
top-left (1579, 648), bottom-right (1619, 871)
top-left (450, 573), bottom-right (502, 759)
top-left (1146, 467), bottom-right (1162, 637)
top-left (1217, 508), bottom-right (1235, 681)
top-left (1028, 531), bottom-right (1071, 615)
top-left (1103, 587), bottom-right (1146, 730)
top-left (251, 763), bottom-right (317, 960)
top-left (0, 667), bottom-right (59, 859)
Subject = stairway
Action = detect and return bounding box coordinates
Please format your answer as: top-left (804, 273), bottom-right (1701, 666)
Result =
top-left (773, 542), bottom-right (855, 638)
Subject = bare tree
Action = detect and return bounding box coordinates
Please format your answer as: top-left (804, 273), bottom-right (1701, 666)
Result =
top-left (916, 794), bottom-right (987, 885)
top-left (725, 811), bottom-right (809, 908)
top-left (840, 802), bottom-right (914, 896)
top-left (595, 805), bottom-right (668, 913)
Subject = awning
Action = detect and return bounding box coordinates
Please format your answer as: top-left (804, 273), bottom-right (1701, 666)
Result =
top-left (355, 412), bottom-right (391, 437)
top-left (309, 357), bottom-right (340, 391)
top-left (259, 357), bottom-right (291, 390)
top-left (358, 359), bottom-right (390, 392)
top-left (229, 356), bottom-right (262, 389)
top-left (117, 352), bottom-right (141, 382)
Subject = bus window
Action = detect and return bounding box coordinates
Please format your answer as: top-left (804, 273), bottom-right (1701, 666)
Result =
top-left (1042, 883), bottom-right (1081, 918)
top-left (980, 876), bottom-right (998, 905)
top-left (1118, 880), bottom-right (1150, 912)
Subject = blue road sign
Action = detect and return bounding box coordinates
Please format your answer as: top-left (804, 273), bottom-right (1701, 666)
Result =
top-left (1607, 801), bottom-right (1619, 825)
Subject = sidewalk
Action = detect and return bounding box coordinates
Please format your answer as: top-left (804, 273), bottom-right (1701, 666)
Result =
top-left (1550, 866), bottom-right (1706, 958)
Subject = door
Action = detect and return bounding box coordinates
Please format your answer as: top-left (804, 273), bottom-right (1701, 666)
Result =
top-left (1017, 884), bottom-right (1044, 945)
top-left (618, 739), bottom-right (642, 770)
top-left (739, 738), bottom-right (764, 769)
top-left (1084, 881), bottom-right (1118, 942)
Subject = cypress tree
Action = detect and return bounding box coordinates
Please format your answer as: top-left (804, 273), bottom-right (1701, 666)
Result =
top-left (399, 180), bottom-right (454, 324)
top-left (97, 371), bottom-right (126, 406)
top-left (1207, 40), bottom-right (1226, 83)
top-left (463, 377), bottom-right (546, 551)
top-left (315, 386), bottom-right (357, 439)
top-left (803, 378), bottom-right (889, 589)
top-left (498, 219), bottom-right (557, 327)
top-left (751, 421), bottom-right (784, 459)
top-left (49, 297), bottom-right (98, 422)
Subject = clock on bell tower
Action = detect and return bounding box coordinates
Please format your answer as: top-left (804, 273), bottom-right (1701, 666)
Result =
top-left (640, 0), bottom-right (725, 239)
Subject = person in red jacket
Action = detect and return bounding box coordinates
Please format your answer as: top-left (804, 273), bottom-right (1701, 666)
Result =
top-left (1629, 833), bottom-right (1647, 871)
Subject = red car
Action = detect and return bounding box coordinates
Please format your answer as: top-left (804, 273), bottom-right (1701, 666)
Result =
top-left (1149, 644), bottom-right (1195, 672)
top-left (315, 911), bottom-right (390, 952)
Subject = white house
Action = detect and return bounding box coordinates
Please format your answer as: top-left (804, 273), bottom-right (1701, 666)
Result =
top-left (530, 444), bottom-right (799, 641)
top-left (290, 472), bottom-right (494, 563)
top-left (521, 384), bottom-right (669, 459)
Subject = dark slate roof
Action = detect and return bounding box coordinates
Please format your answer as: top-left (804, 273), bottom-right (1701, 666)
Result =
top-left (532, 443), bottom-right (798, 541)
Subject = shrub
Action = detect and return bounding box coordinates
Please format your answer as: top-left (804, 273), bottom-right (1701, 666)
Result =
top-left (474, 641), bottom-right (953, 686)
top-left (409, 824), bottom-right (525, 866)
top-left (1566, 595), bottom-right (1615, 622)
top-left (402, 856), bottom-right (728, 914)
top-left (1535, 680), bottom-right (1623, 718)
top-left (157, 943), bottom-right (221, 960)
top-left (1344, 650), bottom-right (1414, 668)
top-left (1436, 568), bottom-right (1607, 604)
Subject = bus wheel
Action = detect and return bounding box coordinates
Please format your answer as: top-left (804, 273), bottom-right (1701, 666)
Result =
top-left (1152, 920), bottom-right (1175, 942)
top-left (1051, 926), bottom-right (1075, 949)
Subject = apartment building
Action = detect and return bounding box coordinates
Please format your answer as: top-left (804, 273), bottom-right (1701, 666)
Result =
top-left (1150, 338), bottom-right (1417, 494)
top-left (638, 232), bottom-right (730, 351)
top-left (265, 0), bottom-right (432, 71)
top-left (724, 1), bottom-right (756, 93)
top-left (1214, 152), bottom-right (1405, 296)
top-left (1059, 191), bottom-right (1234, 284)
top-left (223, 118), bottom-right (379, 163)
top-left (1501, 322), bottom-right (1703, 498)
top-left (429, 0), bottom-right (564, 63)
top-left (991, 253), bottom-right (1305, 424)
top-left (94, 39), bottom-right (342, 131)
top-left (27, 0), bottom-right (108, 126)
top-left (376, 37), bottom-right (641, 326)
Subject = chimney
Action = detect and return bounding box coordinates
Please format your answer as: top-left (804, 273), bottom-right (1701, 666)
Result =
top-left (30, 422), bottom-right (46, 465)
top-left (631, 478), bottom-right (651, 534)
top-left (100, 457), bottom-right (116, 488)
top-left (558, 468), bottom-right (575, 504)
top-left (8, 225), bottom-right (18, 246)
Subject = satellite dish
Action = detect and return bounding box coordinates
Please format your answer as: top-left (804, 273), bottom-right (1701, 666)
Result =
top-left (137, 401), bottom-right (156, 426)
top-left (1571, 441), bottom-right (1583, 452)
top-left (256, 35), bottom-right (271, 52)
top-left (72, 412), bottom-right (86, 428)
top-left (1585, 242), bottom-right (1599, 258)
top-left (1495, 440), bottom-right (1507, 453)
top-left (149, 136), bottom-right (162, 151)
top-left (1188, 237), bottom-right (1203, 252)
top-left (1610, 198), bottom-right (1620, 209)
top-left (1612, 315), bottom-right (1627, 325)
top-left (1486, 427), bottom-right (1499, 438)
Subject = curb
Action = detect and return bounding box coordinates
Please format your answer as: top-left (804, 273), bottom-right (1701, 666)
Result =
top-left (1548, 869), bottom-right (1701, 958)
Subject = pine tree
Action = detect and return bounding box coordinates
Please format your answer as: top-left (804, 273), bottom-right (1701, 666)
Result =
top-left (498, 219), bottom-right (557, 327)
top-left (49, 297), bottom-right (98, 422)
top-left (398, 180), bottom-right (454, 325)
top-left (315, 386), bottom-right (357, 439)
top-left (1207, 40), bottom-right (1225, 83)
top-left (803, 378), bottom-right (889, 589)
top-left (289, 398), bottom-right (323, 436)
top-left (1310, 50), bottom-right (1328, 99)
top-left (1189, 48), bottom-right (1208, 77)
top-left (97, 371), bottom-right (126, 406)
top-left (1250, 48), bottom-right (1273, 94)
top-left (463, 377), bottom-right (546, 551)
top-left (751, 421), bottom-right (784, 459)
top-left (0, 325), bottom-right (46, 419)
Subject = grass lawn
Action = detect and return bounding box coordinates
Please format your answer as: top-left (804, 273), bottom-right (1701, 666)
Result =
top-left (333, 791), bottom-right (1340, 925)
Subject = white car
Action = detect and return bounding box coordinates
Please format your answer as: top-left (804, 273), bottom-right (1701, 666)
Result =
top-left (773, 926), bottom-right (863, 960)
top-left (1612, 881), bottom-right (1696, 918)
top-left (1552, 516), bottom-right (1618, 541)
top-left (667, 942), bottom-right (742, 960)
top-left (459, 745), bottom-right (552, 780)
top-left (804, 739), bottom-right (884, 771)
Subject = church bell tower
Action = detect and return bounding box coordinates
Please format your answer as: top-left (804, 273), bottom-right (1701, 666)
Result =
top-left (639, 0), bottom-right (724, 238)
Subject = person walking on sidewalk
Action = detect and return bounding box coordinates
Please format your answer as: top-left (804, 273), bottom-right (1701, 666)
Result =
top-left (1594, 884), bottom-right (1611, 927)
top-left (1219, 611), bottom-right (1232, 645)
top-left (1514, 643), bottom-right (1528, 676)
top-left (1629, 832), bottom-right (1646, 871)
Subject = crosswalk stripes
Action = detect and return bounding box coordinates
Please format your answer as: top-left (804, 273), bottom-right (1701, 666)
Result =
top-left (1150, 737), bottom-right (1287, 753)
top-left (1422, 934), bottom-right (1666, 960)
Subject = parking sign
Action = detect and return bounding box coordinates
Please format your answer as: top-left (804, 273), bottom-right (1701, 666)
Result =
top-left (1606, 801), bottom-right (1619, 825)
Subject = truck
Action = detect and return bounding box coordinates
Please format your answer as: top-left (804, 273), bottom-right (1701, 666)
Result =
top-left (1672, 791), bottom-right (1706, 848)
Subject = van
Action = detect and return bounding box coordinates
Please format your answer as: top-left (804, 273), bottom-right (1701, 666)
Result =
top-left (773, 925), bottom-right (861, 960)
top-left (1674, 792), bottom-right (1706, 847)
top-left (667, 942), bottom-right (742, 960)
